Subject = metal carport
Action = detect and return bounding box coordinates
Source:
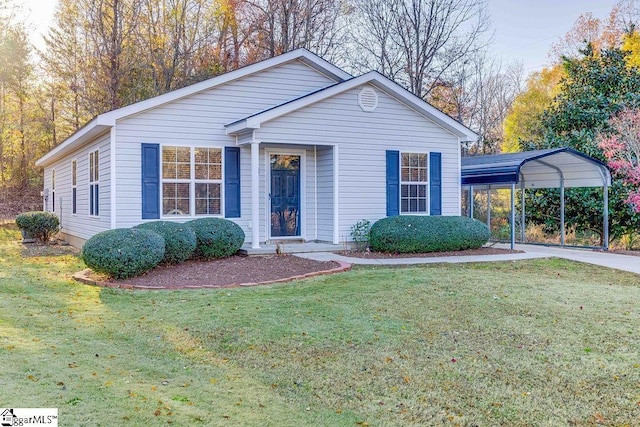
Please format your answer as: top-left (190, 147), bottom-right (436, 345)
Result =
top-left (461, 148), bottom-right (612, 250)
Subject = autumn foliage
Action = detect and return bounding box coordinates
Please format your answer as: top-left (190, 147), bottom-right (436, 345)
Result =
top-left (597, 109), bottom-right (640, 212)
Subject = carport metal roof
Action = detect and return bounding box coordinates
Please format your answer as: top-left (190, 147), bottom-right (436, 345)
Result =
top-left (461, 148), bottom-right (611, 250)
top-left (462, 147), bottom-right (611, 189)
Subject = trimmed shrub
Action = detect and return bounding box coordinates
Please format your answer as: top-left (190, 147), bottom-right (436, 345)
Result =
top-left (15, 211), bottom-right (60, 243)
top-left (186, 218), bottom-right (245, 259)
top-left (135, 221), bottom-right (197, 264)
top-left (82, 228), bottom-right (165, 279)
top-left (369, 215), bottom-right (490, 253)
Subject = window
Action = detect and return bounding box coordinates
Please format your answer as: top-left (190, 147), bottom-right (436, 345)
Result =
top-left (161, 146), bottom-right (222, 216)
top-left (71, 160), bottom-right (77, 214)
top-left (51, 170), bottom-right (56, 212)
top-left (401, 153), bottom-right (428, 213)
top-left (89, 150), bottom-right (99, 216)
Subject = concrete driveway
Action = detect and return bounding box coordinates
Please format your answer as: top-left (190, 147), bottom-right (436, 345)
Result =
top-left (296, 244), bottom-right (640, 275)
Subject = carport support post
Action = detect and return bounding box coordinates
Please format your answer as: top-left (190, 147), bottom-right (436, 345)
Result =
top-left (604, 184), bottom-right (609, 250)
top-left (560, 179), bottom-right (565, 246)
top-left (469, 185), bottom-right (474, 219)
top-left (510, 182), bottom-right (516, 250)
top-left (521, 185), bottom-right (526, 243)
top-left (486, 187), bottom-right (491, 231)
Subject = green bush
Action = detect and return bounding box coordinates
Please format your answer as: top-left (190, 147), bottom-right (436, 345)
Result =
top-left (369, 215), bottom-right (490, 253)
top-left (186, 218), bottom-right (245, 259)
top-left (15, 211), bottom-right (60, 243)
top-left (135, 221), bottom-right (197, 264)
top-left (82, 228), bottom-right (165, 279)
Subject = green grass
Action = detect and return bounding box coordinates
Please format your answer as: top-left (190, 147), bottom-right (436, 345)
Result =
top-left (1, 223), bottom-right (640, 426)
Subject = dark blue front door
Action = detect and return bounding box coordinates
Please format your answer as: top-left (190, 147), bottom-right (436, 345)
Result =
top-left (270, 154), bottom-right (300, 237)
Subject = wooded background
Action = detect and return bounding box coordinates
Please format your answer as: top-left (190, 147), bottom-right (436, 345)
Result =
top-left (2, 0), bottom-right (640, 242)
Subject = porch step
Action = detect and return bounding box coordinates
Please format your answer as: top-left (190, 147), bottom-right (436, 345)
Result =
top-left (239, 242), bottom-right (343, 256)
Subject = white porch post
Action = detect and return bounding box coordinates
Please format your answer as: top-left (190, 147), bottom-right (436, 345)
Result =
top-left (251, 141), bottom-right (260, 249)
top-left (332, 145), bottom-right (340, 244)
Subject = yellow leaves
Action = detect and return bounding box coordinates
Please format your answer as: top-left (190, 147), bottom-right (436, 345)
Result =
top-left (622, 31), bottom-right (640, 68)
top-left (209, 378), bottom-right (218, 384)
top-left (502, 64), bottom-right (565, 153)
top-left (27, 374), bottom-right (38, 382)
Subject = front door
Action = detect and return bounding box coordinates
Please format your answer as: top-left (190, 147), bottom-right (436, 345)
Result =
top-left (270, 154), bottom-right (301, 238)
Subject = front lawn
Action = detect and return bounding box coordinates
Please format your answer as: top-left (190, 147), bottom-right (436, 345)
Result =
top-left (1, 223), bottom-right (639, 425)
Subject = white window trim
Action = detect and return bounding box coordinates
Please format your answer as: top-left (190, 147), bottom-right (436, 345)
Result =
top-left (160, 145), bottom-right (224, 218)
top-left (71, 158), bottom-right (77, 216)
top-left (51, 169), bottom-right (56, 212)
top-left (400, 152), bottom-right (429, 215)
top-left (89, 149), bottom-right (100, 218)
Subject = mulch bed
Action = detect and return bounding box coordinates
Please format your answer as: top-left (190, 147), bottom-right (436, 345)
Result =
top-left (105, 255), bottom-right (343, 289)
top-left (339, 246), bottom-right (523, 259)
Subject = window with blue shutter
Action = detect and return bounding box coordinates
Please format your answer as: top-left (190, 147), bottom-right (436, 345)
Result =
top-left (224, 147), bottom-right (241, 218)
top-left (386, 150), bottom-right (400, 216)
top-left (141, 143), bottom-right (160, 219)
top-left (430, 152), bottom-right (442, 215)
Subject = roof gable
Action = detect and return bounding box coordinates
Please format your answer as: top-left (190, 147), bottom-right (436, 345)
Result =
top-left (225, 71), bottom-right (477, 142)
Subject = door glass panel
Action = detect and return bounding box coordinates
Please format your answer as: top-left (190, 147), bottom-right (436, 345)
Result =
top-left (270, 154), bottom-right (300, 237)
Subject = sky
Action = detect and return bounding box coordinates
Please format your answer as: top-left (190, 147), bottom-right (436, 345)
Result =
top-left (18, 0), bottom-right (620, 76)
top-left (488, 0), bottom-right (619, 72)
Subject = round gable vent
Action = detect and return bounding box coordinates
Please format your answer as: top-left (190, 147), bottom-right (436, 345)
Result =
top-left (358, 87), bottom-right (378, 112)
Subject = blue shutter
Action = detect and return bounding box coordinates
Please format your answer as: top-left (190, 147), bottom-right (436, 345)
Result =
top-left (141, 143), bottom-right (160, 219)
top-left (430, 152), bottom-right (442, 216)
top-left (225, 147), bottom-right (241, 218)
top-left (386, 150), bottom-right (400, 217)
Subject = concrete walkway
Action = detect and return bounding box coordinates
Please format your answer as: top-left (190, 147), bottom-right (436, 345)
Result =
top-left (295, 243), bottom-right (640, 275)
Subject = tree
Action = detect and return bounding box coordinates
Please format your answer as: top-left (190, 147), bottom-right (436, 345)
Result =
top-left (429, 50), bottom-right (523, 154)
top-left (525, 44), bottom-right (640, 243)
top-left (502, 64), bottom-right (564, 153)
top-left (245, 0), bottom-right (347, 61)
top-left (349, 0), bottom-right (491, 99)
top-left (597, 109), bottom-right (640, 211)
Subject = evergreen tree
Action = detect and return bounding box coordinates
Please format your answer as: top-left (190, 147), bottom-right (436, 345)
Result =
top-left (524, 44), bottom-right (640, 243)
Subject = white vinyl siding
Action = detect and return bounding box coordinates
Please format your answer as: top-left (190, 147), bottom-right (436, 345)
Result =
top-left (255, 84), bottom-right (461, 240)
top-left (316, 146), bottom-right (334, 241)
top-left (41, 132), bottom-right (111, 242)
top-left (114, 59), bottom-right (337, 243)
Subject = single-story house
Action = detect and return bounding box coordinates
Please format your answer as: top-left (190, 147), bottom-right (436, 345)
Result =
top-left (35, 49), bottom-right (477, 248)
